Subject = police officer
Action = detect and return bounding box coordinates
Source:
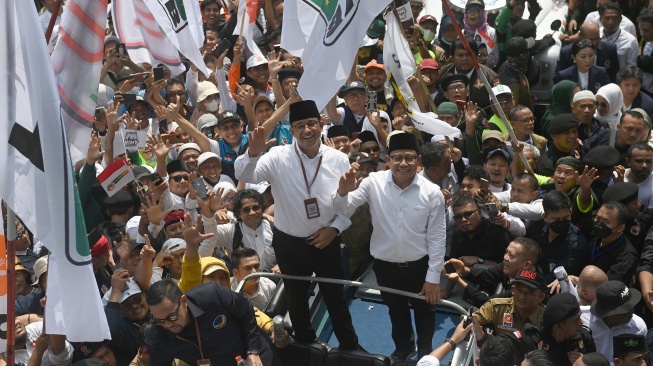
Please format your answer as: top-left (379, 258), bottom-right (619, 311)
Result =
top-left (602, 183), bottom-right (651, 253)
top-left (498, 292), bottom-right (596, 366)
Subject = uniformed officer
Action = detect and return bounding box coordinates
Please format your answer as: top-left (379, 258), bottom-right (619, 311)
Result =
top-left (498, 292), bottom-right (596, 366)
top-left (474, 269), bottom-right (547, 336)
top-left (602, 183), bottom-right (651, 253)
top-left (612, 335), bottom-right (648, 366)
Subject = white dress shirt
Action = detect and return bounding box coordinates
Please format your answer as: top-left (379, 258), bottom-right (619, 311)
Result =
top-left (584, 12), bottom-right (637, 38)
top-left (600, 27), bottom-right (639, 70)
top-left (230, 276), bottom-right (277, 310)
top-left (235, 142), bottom-right (352, 237)
top-left (334, 171), bottom-right (447, 284)
top-left (625, 170), bottom-right (653, 211)
top-left (213, 220), bottom-right (278, 272)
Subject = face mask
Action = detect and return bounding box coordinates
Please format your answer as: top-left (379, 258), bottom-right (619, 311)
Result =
top-left (593, 221), bottom-right (614, 238)
top-left (206, 100), bottom-right (219, 112)
top-left (548, 220), bottom-right (571, 235)
top-left (423, 29), bottom-right (436, 42)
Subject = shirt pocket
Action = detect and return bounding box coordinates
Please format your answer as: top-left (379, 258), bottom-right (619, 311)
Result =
top-left (405, 205), bottom-right (429, 233)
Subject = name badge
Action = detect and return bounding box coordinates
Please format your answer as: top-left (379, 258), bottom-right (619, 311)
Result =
top-left (304, 198), bottom-right (320, 219)
top-left (197, 359), bottom-right (212, 366)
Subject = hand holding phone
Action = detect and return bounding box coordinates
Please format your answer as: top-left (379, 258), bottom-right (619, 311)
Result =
top-left (212, 38), bottom-right (233, 58)
top-left (153, 67), bottom-right (165, 81)
top-left (192, 178), bottom-right (208, 200)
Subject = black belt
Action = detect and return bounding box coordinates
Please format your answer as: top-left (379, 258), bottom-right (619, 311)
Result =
top-left (273, 227), bottom-right (313, 244)
top-left (376, 256), bottom-right (428, 268)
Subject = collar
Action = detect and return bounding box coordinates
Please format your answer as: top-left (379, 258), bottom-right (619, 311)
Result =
top-left (293, 140), bottom-right (325, 159)
top-left (454, 68), bottom-right (475, 80)
top-left (240, 220), bottom-right (264, 234)
top-left (385, 170), bottom-right (419, 188)
top-left (186, 298), bottom-right (205, 318)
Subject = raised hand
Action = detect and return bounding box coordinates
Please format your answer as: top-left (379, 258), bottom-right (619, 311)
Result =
top-left (114, 232), bottom-right (132, 262)
top-left (210, 186), bottom-right (228, 213)
top-left (86, 130), bottom-right (105, 165)
top-left (575, 165), bottom-right (599, 190)
top-left (106, 101), bottom-right (121, 129)
top-left (366, 110), bottom-right (382, 129)
top-left (141, 194), bottom-right (173, 224)
top-left (147, 133), bottom-right (171, 160)
top-left (110, 268), bottom-right (131, 290)
top-left (140, 234), bottom-right (156, 262)
top-left (247, 126), bottom-right (277, 156)
top-left (338, 159), bottom-right (361, 196)
top-left (181, 212), bottom-right (214, 247)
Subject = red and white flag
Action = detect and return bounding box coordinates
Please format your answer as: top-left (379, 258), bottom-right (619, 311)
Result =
top-left (233, 0), bottom-right (264, 58)
top-left (51, 0), bottom-right (109, 163)
top-left (98, 158), bottom-right (135, 196)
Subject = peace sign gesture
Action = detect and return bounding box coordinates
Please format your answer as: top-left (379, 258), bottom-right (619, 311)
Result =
top-left (247, 126), bottom-right (277, 156)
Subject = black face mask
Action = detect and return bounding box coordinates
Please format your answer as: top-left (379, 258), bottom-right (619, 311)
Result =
top-left (593, 221), bottom-right (614, 238)
top-left (549, 220), bottom-right (571, 235)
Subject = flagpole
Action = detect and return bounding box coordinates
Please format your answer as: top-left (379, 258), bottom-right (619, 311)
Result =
top-left (45, 0), bottom-right (62, 44)
top-left (5, 208), bottom-right (16, 366)
top-left (238, 5), bottom-right (246, 44)
top-left (441, 0), bottom-right (534, 175)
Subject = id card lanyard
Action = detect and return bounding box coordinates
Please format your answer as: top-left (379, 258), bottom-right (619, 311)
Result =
top-left (176, 317), bottom-right (210, 366)
top-left (294, 145), bottom-right (323, 219)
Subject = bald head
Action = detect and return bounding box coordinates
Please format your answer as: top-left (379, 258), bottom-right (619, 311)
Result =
top-left (577, 265), bottom-right (608, 305)
top-left (580, 21), bottom-right (600, 36)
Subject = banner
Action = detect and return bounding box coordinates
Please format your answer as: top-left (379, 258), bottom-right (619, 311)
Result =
top-left (233, 0), bottom-right (264, 58)
top-left (383, 12), bottom-right (461, 138)
top-left (123, 130), bottom-right (148, 152)
top-left (98, 158), bottom-right (136, 196)
top-left (143, 0), bottom-right (211, 77)
top-left (112, 0), bottom-right (186, 76)
top-left (280, 0), bottom-right (392, 110)
top-left (0, 0), bottom-right (110, 342)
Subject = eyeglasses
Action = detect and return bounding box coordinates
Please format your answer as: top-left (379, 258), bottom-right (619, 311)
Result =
top-left (389, 154), bottom-right (417, 164)
top-left (171, 253), bottom-right (184, 263)
top-left (598, 102), bottom-right (609, 108)
top-left (361, 146), bottom-right (381, 154)
top-left (447, 84), bottom-right (466, 92)
top-left (292, 120), bottom-right (320, 130)
top-left (466, 8), bottom-right (481, 15)
top-left (120, 293), bottom-right (142, 309)
top-left (514, 116), bottom-right (536, 123)
top-left (171, 175), bottom-right (189, 183)
top-left (241, 204), bottom-right (263, 214)
top-left (345, 91), bottom-right (366, 99)
top-left (453, 210), bottom-right (477, 221)
top-left (577, 39), bottom-right (594, 49)
top-left (151, 303), bottom-right (181, 325)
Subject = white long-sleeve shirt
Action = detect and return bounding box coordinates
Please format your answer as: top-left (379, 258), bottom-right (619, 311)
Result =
top-left (585, 12), bottom-right (637, 38)
top-left (600, 27), bottom-right (639, 70)
top-left (213, 220), bottom-right (277, 271)
top-left (334, 171), bottom-right (447, 284)
top-left (235, 142), bottom-right (352, 236)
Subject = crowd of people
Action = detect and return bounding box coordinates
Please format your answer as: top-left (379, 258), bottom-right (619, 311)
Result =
top-left (8, 0), bottom-right (653, 365)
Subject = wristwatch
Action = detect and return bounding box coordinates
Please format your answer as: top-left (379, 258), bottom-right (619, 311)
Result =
top-left (247, 350), bottom-right (259, 356)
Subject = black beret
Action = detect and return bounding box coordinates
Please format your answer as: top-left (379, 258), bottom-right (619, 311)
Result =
top-left (549, 114), bottom-right (580, 134)
top-left (103, 190), bottom-right (133, 210)
top-left (542, 293), bottom-right (580, 327)
top-left (327, 125), bottom-right (350, 139)
top-left (583, 145), bottom-right (620, 169)
top-left (388, 132), bottom-right (419, 155)
top-left (506, 37), bottom-right (535, 57)
top-left (556, 156), bottom-right (585, 173)
top-left (166, 159), bottom-right (189, 175)
top-left (439, 74), bottom-right (470, 91)
top-left (613, 335), bottom-right (647, 355)
top-left (603, 182), bottom-right (638, 204)
top-left (358, 130), bottom-right (378, 144)
top-left (277, 68), bottom-right (302, 83)
top-left (289, 100), bottom-right (320, 124)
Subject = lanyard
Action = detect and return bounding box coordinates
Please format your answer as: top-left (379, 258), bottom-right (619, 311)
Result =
top-left (294, 145), bottom-right (323, 198)
top-left (175, 317), bottom-right (205, 359)
top-left (590, 235), bottom-right (624, 262)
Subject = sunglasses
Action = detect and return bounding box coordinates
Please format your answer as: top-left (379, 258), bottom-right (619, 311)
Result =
top-left (241, 204), bottom-right (263, 214)
top-left (453, 210), bottom-right (477, 221)
top-left (361, 146), bottom-right (381, 154)
top-left (151, 303), bottom-right (181, 325)
top-left (171, 175), bottom-right (189, 183)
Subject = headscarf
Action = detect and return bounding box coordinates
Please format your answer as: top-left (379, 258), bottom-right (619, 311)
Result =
top-left (540, 80), bottom-right (579, 139)
top-left (595, 83), bottom-right (623, 129)
top-left (464, 5), bottom-right (489, 34)
top-left (439, 15), bottom-right (456, 48)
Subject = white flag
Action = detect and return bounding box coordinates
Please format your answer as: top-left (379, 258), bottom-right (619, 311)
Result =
top-left (51, 0), bottom-right (109, 164)
top-left (233, 0), bottom-right (264, 58)
top-left (281, 0), bottom-right (392, 111)
top-left (383, 12), bottom-right (461, 138)
top-left (112, 0), bottom-right (186, 76)
top-left (143, 0), bottom-right (211, 77)
top-left (0, 0), bottom-right (110, 342)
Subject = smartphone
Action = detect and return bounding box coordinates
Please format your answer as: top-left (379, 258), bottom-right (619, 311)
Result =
top-left (192, 178), bottom-right (208, 199)
top-left (289, 83), bottom-right (298, 97)
top-left (116, 43), bottom-right (127, 56)
top-left (153, 66), bottom-right (165, 81)
top-left (149, 173), bottom-right (163, 186)
top-left (455, 99), bottom-right (467, 112)
top-left (122, 93), bottom-right (137, 105)
top-left (483, 203), bottom-right (499, 221)
top-left (162, 133), bottom-right (184, 145)
top-left (212, 38), bottom-right (233, 58)
top-left (462, 315), bottom-right (473, 328)
top-left (95, 107), bottom-right (106, 120)
top-left (444, 262), bottom-right (456, 274)
top-left (366, 90), bottom-right (378, 113)
top-left (273, 44), bottom-right (281, 52)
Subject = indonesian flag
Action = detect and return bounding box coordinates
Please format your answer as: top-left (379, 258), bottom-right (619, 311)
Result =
top-left (383, 12), bottom-right (460, 138)
top-left (112, 0), bottom-right (187, 76)
top-left (233, 0), bottom-right (264, 58)
top-left (51, 0), bottom-right (109, 164)
top-left (98, 158), bottom-right (136, 196)
top-left (0, 0), bottom-right (110, 342)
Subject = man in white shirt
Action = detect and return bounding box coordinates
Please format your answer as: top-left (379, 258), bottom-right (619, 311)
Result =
top-left (624, 142), bottom-right (653, 218)
top-left (235, 100), bottom-right (362, 350)
top-left (230, 247), bottom-right (277, 310)
top-left (599, 3), bottom-right (639, 71)
top-left (581, 281), bottom-right (648, 364)
top-left (335, 132), bottom-right (446, 361)
top-left (584, 0), bottom-right (637, 37)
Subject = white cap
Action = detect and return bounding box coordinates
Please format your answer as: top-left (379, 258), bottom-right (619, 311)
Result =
top-left (32, 256), bottom-right (48, 286)
top-left (167, 122), bottom-right (180, 133)
top-left (430, 135), bottom-right (446, 143)
top-left (198, 152), bottom-right (221, 167)
top-left (360, 35), bottom-right (378, 47)
top-left (213, 181), bottom-right (237, 197)
top-left (197, 114), bottom-right (219, 131)
top-left (119, 278), bottom-right (142, 303)
top-left (573, 90), bottom-right (596, 103)
top-left (125, 216), bottom-right (144, 244)
top-left (197, 81), bottom-right (219, 102)
top-left (161, 238), bottom-right (186, 254)
top-left (246, 54), bottom-right (268, 69)
top-left (178, 143), bottom-right (201, 156)
top-left (490, 84), bottom-right (513, 100)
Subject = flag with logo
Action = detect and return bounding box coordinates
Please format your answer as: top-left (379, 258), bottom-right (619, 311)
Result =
top-left (233, 0), bottom-right (264, 58)
top-left (383, 12), bottom-right (461, 137)
top-left (98, 158), bottom-right (136, 196)
top-left (0, 0), bottom-right (110, 342)
top-left (51, 0), bottom-right (109, 164)
top-left (281, 0), bottom-right (393, 111)
top-left (112, 0), bottom-right (186, 76)
top-left (143, 0), bottom-right (211, 77)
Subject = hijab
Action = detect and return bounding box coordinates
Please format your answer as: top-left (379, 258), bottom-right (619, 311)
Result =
top-left (464, 6), bottom-right (489, 34)
top-left (594, 83), bottom-right (623, 128)
top-left (540, 80), bottom-right (579, 138)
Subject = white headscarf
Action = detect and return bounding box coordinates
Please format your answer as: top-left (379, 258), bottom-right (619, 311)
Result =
top-left (594, 83), bottom-right (623, 128)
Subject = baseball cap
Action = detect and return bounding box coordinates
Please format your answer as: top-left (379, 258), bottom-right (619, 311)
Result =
top-left (198, 152), bottom-right (221, 167)
top-left (104, 35), bottom-right (120, 47)
top-left (491, 85), bottom-right (513, 100)
top-left (591, 281), bottom-right (642, 318)
top-left (32, 256), bottom-right (48, 286)
top-left (177, 143), bottom-right (201, 156)
top-left (418, 15), bottom-right (439, 25)
top-left (485, 148), bottom-right (512, 163)
top-left (466, 0), bottom-right (485, 9)
top-left (513, 269), bottom-right (547, 292)
top-left (542, 293), bottom-right (580, 327)
top-left (367, 19), bottom-right (386, 39)
top-left (132, 165), bottom-right (153, 181)
top-left (364, 59), bottom-right (385, 73)
top-left (218, 110), bottom-right (240, 127)
top-left (197, 81), bottom-right (219, 102)
top-left (418, 58), bottom-right (439, 71)
top-left (197, 114), bottom-right (219, 132)
top-left (118, 278), bottom-right (142, 303)
top-left (338, 81), bottom-right (367, 98)
top-left (245, 181), bottom-right (271, 194)
top-left (506, 37), bottom-right (535, 57)
top-left (161, 238), bottom-right (187, 254)
top-left (253, 95), bottom-right (274, 111)
top-left (246, 54), bottom-right (268, 69)
top-left (481, 130), bottom-right (506, 143)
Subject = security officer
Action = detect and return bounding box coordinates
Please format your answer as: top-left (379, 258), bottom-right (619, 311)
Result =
top-left (602, 183), bottom-right (651, 253)
top-left (582, 145), bottom-right (622, 206)
top-left (498, 292), bottom-right (596, 366)
top-left (474, 269), bottom-right (547, 336)
top-left (612, 335), bottom-right (648, 366)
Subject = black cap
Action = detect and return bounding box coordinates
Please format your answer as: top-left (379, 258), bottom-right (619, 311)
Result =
top-left (466, 0), bottom-right (485, 9)
top-left (278, 68), bottom-right (302, 83)
top-left (583, 145), bottom-right (620, 169)
top-left (388, 132), bottom-right (419, 154)
top-left (289, 100), bottom-right (320, 124)
top-left (103, 190), bottom-right (133, 210)
top-left (542, 293), bottom-right (580, 327)
top-left (218, 110), bottom-right (240, 127)
top-left (556, 156), bottom-right (585, 173)
top-left (602, 182), bottom-right (639, 204)
top-left (512, 19), bottom-right (537, 39)
top-left (506, 37), bottom-right (535, 57)
top-left (338, 81), bottom-right (367, 98)
top-left (591, 281), bottom-right (642, 318)
top-left (132, 166), bottom-right (152, 181)
top-left (549, 114), bottom-right (580, 134)
top-left (513, 269), bottom-right (547, 292)
top-left (72, 341), bottom-right (107, 363)
top-left (327, 125), bottom-right (350, 139)
top-left (613, 335), bottom-right (647, 355)
top-left (358, 130), bottom-right (378, 144)
top-left (485, 148), bottom-right (512, 163)
top-left (166, 159), bottom-right (189, 175)
top-left (439, 74), bottom-right (469, 91)
top-left (349, 152), bottom-right (375, 164)
top-left (238, 76), bottom-right (257, 89)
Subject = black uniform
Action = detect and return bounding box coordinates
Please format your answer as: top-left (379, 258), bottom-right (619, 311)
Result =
top-left (587, 234), bottom-right (640, 284)
top-left (500, 323), bottom-right (596, 366)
